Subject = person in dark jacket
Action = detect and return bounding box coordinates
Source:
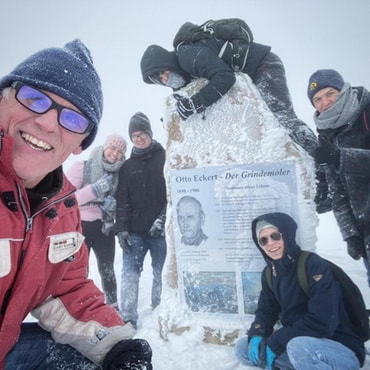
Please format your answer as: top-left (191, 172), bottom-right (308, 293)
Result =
top-left (309, 69), bottom-right (370, 286)
top-left (234, 212), bottom-right (364, 369)
top-left (114, 112), bottom-right (167, 329)
top-left (140, 20), bottom-right (331, 214)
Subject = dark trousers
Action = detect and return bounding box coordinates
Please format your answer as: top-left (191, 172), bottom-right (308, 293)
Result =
top-left (5, 323), bottom-right (97, 369)
top-left (82, 220), bottom-right (118, 305)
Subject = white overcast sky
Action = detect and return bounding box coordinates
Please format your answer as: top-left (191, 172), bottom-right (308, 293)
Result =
top-left (1, 0), bottom-right (370, 163)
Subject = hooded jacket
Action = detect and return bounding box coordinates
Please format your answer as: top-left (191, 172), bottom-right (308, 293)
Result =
top-left (248, 212), bottom-right (364, 366)
top-left (140, 39), bottom-right (270, 108)
top-left (0, 131), bottom-right (134, 368)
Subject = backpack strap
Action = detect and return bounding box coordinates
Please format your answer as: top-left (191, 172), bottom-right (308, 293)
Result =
top-left (297, 251), bottom-right (312, 296)
top-left (263, 265), bottom-right (273, 291)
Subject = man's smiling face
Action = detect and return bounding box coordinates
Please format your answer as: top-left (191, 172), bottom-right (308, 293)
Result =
top-left (0, 87), bottom-right (86, 188)
top-left (258, 227), bottom-right (285, 260)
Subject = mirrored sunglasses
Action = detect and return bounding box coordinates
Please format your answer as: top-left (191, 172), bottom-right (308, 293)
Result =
top-left (12, 81), bottom-right (93, 134)
top-left (258, 231), bottom-right (282, 247)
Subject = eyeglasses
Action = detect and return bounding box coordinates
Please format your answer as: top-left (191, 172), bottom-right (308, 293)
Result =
top-left (148, 73), bottom-right (162, 85)
top-left (131, 132), bottom-right (148, 141)
top-left (12, 81), bottom-right (94, 134)
top-left (258, 231), bottom-right (282, 247)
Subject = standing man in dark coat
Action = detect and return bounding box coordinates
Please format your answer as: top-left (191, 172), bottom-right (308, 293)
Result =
top-left (114, 112), bottom-right (167, 329)
top-left (140, 19), bottom-right (330, 214)
top-left (234, 212), bottom-right (364, 369)
top-left (309, 69), bottom-right (370, 286)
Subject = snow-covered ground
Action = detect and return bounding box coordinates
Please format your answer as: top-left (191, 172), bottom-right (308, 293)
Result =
top-left (87, 211), bottom-right (370, 370)
top-left (4, 1), bottom-right (369, 368)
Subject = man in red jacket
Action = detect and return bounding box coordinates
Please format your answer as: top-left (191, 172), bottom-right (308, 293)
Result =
top-left (0, 39), bottom-right (152, 369)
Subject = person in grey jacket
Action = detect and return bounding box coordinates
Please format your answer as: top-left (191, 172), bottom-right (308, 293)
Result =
top-left (309, 69), bottom-right (370, 286)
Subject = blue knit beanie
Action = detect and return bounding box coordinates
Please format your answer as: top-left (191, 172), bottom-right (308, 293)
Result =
top-left (307, 69), bottom-right (344, 105)
top-left (0, 39), bottom-right (103, 149)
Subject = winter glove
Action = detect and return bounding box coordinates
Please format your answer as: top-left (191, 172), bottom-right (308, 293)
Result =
top-left (117, 231), bottom-right (132, 253)
top-left (174, 94), bottom-right (205, 120)
top-left (92, 174), bottom-right (113, 197)
top-left (102, 338), bottom-right (152, 370)
top-left (148, 212), bottom-right (166, 238)
top-left (314, 167), bottom-right (332, 214)
top-left (346, 236), bottom-right (365, 260)
top-left (101, 195), bottom-right (117, 213)
top-left (247, 336), bottom-right (266, 366)
top-left (265, 345), bottom-right (277, 370)
top-left (315, 144), bottom-right (340, 168)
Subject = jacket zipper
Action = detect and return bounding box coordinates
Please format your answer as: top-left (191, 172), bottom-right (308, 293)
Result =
top-left (16, 183), bottom-right (75, 232)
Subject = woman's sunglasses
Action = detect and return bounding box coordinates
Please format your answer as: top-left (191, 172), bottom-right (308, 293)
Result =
top-left (12, 81), bottom-right (94, 135)
top-left (258, 231), bottom-right (282, 246)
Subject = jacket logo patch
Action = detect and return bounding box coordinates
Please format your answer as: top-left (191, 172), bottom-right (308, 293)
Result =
top-left (313, 274), bottom-right (323, 282)
top-left (48, 232), bottom-right (85, 264)
top-left (0, 239), bottom-right (11, 277)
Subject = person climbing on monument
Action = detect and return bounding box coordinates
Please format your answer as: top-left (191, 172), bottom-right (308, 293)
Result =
top-left (140, 18), bottom-right (330, 213)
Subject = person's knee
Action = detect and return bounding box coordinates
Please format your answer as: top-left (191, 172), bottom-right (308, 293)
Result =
top-left (234, 337), bottom-right (249, 364)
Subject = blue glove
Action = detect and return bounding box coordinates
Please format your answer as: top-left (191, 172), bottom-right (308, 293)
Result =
top-left (247, 336), bottom-right (264, 365)
top-left (174, 94), bottom-right (205, 120)
top-left (266, 345), bottom-right (276, 370)
top-left (101, 195), bottom-right (117, 213)
top-left (92, 174), bottom-right (113, 197)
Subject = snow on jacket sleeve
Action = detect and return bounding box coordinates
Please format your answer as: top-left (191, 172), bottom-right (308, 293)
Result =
top-left (177, 44), bottom-right (235, 107)
top-left (66, 161), bottom-right (97, 206)
top-left (340, 147), bottom-right (370, 177)
top-left (31, 242), bottom-right (135, 365)
top-left (325, 165), bottom-right (361, 240)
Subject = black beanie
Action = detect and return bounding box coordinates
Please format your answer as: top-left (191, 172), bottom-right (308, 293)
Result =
top-left (307, 69), bottom-right (344, 105)
top-left (129, 112), bottom-right (153, 140)
top-left (0, 39), bottom-right (103, 150)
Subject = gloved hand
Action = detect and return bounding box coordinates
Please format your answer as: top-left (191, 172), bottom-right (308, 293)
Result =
top-left (92, 174), bottom-right (113, 197)
top-left (174, 93), bottom-right (205, 120)
top-left (247, 336), bottom-right (265, 366)
top-left (314, 168), bottom-right (332, 214)
top-left (148, 213), bottom-right (166, 238)
top-left (265, 345), bottom-right (276, 370)
top-left (315, 144), bottom-right (340, 168)
top-left (101, 195), bottom-right (117, 213)
top-left (102, 338), bottom-right (152, 370)
top-left (346, 236), bottom-right (365, 260)
top-left (117, 231), bottom-right (132, 252)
